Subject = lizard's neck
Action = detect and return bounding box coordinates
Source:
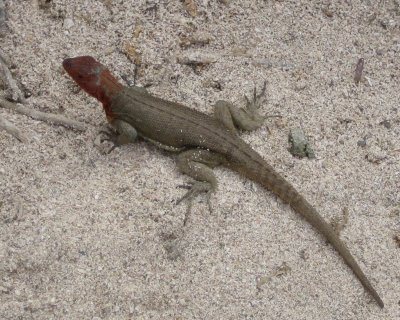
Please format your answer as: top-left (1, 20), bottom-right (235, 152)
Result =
top-left (97, 69), bottom-right (124, 118)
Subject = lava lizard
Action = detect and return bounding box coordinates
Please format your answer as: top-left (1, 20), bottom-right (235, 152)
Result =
top-left (63, 56), bottom-right (384, 307)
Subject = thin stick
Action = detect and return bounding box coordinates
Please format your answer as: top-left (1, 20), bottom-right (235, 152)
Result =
top-left (0, 50), bottom-right (26, 103)
top-left (0, 98), bottom-right (87, 131)
top-left (0, 115), bottom-right (28, 142)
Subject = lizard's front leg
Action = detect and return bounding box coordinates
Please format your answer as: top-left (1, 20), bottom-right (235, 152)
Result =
top-left (99, 119), bottom-right (138, 152)
top-left (176, 149), bottom-right (226, 224)
top-left (110, 119), bottom-right (138, 144)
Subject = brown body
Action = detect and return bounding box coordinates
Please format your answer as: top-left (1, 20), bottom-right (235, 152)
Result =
top-left (63, 56), bottom-right (384, 307)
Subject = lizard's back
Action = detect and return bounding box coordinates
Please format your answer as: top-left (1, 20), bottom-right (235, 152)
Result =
top-left (111, 86), bottom-right (256, 159)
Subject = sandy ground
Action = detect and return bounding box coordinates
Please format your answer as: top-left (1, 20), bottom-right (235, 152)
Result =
top-left (1, 1), bottom-right (399, 319)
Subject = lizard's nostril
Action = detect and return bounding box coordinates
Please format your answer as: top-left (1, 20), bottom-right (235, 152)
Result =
top-left (62, 58), bottom-right (73, 70)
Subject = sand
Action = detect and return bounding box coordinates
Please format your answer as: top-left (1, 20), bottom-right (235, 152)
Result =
top-left (0, 1), bottom-right (399, 319)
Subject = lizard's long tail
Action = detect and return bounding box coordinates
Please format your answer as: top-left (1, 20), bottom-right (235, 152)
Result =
top-left (230, 155), bottom-right (384, 307)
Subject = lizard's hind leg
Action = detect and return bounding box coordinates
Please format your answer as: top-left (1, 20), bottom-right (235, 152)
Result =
top-left (176, 149), bottom-right (226, 224)
top-left (213, 81), bottom-right (267, 132)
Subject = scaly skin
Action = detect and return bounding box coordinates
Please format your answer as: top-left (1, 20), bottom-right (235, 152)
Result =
top-left (63, 56), bottom-right (384, 308)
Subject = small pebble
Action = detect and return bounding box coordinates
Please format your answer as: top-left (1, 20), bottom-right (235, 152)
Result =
top-left (63, 18), bottom-right (74, 30)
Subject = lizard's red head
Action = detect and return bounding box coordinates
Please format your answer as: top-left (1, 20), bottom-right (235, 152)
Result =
top-left (63, 56), bottom-right (123, 115)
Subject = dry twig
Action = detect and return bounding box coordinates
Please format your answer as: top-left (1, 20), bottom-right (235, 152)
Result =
top-left (0, 49), bottom-right (26, 103)
top-left (0, 97), bottom-right (86, 131)
top-left (0, 115), bottom-right (28, 142)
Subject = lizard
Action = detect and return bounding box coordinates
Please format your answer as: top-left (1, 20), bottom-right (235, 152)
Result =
top-left (62, 55), bottom-right (384, 308)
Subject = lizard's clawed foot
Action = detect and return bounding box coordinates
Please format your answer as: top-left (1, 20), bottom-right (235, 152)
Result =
top-left (245, 81), bottom-right (267, 113)
top-left (98, 128), bottom-right (117, 143)
top-left (239, 81), bottom-right (268, 130)
top-left (96, 129), bottom-right (121, 153)
top-left (244, 81), bottom-right (281, 133)
top-left (177, 181), bottom-right (214, 225)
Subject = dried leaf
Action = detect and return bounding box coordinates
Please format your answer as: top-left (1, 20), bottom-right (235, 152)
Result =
top-left (182, 0), bottom-right (198, 17)
top-left (123, 43), bottom-right (142, 66)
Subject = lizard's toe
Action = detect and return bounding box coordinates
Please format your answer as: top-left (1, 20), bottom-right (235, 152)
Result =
top-left (177, 181), bottom-right (214, 225)
top-left (176, 181), bottom-right (213, 204)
